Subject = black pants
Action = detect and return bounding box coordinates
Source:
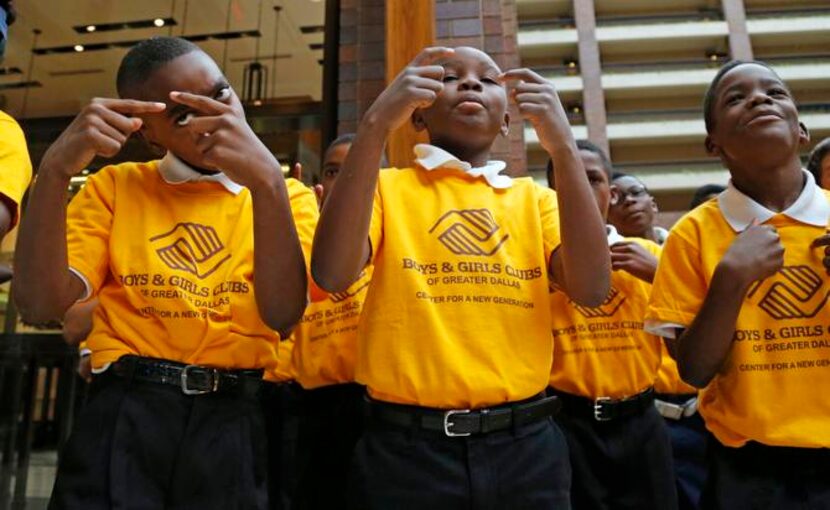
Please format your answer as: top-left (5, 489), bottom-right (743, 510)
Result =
top-left (662, 409), bottom-right (708, 510)
top-left (261, 381), bottom-right (304, 510)
top-left (347, 412), bottom-right (572, 510)
top-left (293, 383), bottom-right (364, 510)
top-left (49, 369), bottom-right (268, 510)
top-left (555, 400), bottom-right (678, 510)
top-left (702, 439), bottom-right (830, 510)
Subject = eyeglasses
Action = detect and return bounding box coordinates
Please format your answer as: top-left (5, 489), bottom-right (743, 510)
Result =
top-left (617, 185), bottom-right (649, 201)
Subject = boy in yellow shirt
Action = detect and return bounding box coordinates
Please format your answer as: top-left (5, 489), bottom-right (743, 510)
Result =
top-left (13, 37), bottom-right (317, 509)
top-left (547, 140), bottom-right (677, 510)
top-left (312, 46), bottom-right (610, 508)
top-left (647, 60), bottom-right (830, 509)
top-left (289, 134), bottom-right (373, 509)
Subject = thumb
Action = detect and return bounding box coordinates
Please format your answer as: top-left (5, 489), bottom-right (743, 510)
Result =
top-left (744, 217), bottom-right (760, 232)
top-left (313, 184), bottom-right (324, 204)
top-left (290, 162), bottom-right (303, 181)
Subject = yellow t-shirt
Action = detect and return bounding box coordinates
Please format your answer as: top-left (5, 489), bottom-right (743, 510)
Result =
top-left (549, 235), bottom-right (663, 399)
top-left (654, 342), bottom-right (697, 395)
top-left (292, 267), bottom-right (373, 389)
top-left (266, 337), bottom-right (298, 383)
top-left (67, 161), bottom-right (318, 372)
top-left (0, 110), bottom-right (32, 227)
top-left (356, 167), bottom-right (561, 409)
top-left (647, 190), bottom-right (830, 448)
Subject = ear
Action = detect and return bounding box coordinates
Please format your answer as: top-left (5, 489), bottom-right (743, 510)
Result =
top-left (411, 109), bottom-right (427, 132)
top-left (798, 121), bottom-right (810, 146)
top-left (704, 135), bottom-right (720, 157)
top-left (609, 184), bottom-right (620, 206)
top-left (650, 196), bottom-right (659, 214)
top-left (500, 111), bottom-right (510, 138)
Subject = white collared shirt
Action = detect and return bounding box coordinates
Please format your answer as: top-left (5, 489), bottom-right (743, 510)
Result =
top-left (413, 143), bottom-right (512, 189)
top-left (718, 169), bottom-right (830, 231)
top-left (157, 151), bottom-right (244, 195)
top-left (607, 224), bottom-right (625, 246)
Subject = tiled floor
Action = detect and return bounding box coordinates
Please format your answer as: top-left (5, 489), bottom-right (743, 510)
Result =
top-left (3, 450), bottom-right (56, 509)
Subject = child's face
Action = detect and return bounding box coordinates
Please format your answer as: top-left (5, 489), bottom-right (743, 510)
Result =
top-left (412, 47), bottom-right (508, 151)
top-left (706, 63), bottom-right (807, 161)
top-left (820, 153), bottom-right (830, 189)
top-left (320, 142), bottom-right (350, 204)
top-left (579, 150), bottom-right (613, 220)
top-left (607, 175), bottom-right (656, 236)
top-left (128, 51), bottom-right (240, 171)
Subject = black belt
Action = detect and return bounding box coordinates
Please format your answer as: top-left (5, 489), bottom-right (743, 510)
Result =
top-left (366, 395), bottom-right (561, 437)
top-left (552, 387), bottom-right (655, 422)
top-left (111, 355), bottom-right (263, 397)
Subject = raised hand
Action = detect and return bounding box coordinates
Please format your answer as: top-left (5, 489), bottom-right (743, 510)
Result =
top-left (810, 230), bottom-right (830, 276)
top-left (720, 219), bottom-right (785, 288)
top-left (610, 242), bottom-right (659, 283)
top-left (499, 68), bottom-right (572, 155)
top-left (40, 98), bottom-right (166, 178)
top-left (170, 90), bottom-right (281, 190)
top-left (364, 47), bottom-right (455, 134)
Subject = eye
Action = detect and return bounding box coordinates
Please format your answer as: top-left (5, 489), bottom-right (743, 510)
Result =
top-left (215, 87), bottom-right (231, 101)
top-left (769, 88), bottom-right (787, 97)
top-left (482, 77), bottom-right (498, 84)
top-left (324, 168), bottom-right (339, 178)
top-left (726, 94), bottom-right (743, 105)
top-left (176, 112), bottom-right (195, 127)
top-left (442, 75), bottom-right (458, 82)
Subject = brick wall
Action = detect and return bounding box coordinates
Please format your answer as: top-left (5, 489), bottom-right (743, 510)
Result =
top-left (337, 0), bottom-right (386, 135)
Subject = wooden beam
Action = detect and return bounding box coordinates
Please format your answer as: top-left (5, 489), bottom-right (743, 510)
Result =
top-left (385, 0), bottom-right (435, 168)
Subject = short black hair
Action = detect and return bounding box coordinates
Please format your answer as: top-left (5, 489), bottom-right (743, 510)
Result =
top-left (703, 59), bottom-right (783, 134)
top-left (806, 137), bottom-right (830, 188)
top-left (326, 133), bottom-right (356, 152)
top-left (547, 139), bottom-right (612, 188)
top-left (689, 183), bottom-right (726, 209)
top-left (116, 37), bottom-right (201, 97)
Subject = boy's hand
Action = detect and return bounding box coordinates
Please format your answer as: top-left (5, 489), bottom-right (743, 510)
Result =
top-left (170, 90), bottom-right (281, 190)
top-left (364, 47), bottom-right (454, 134)
top-left (720, 219), bottom-right (784, 287)
top-left (610, 242), bottom-right (658, 283)
top-left (40, 98), bottom-right (166, 178)
top-left (810, 230), bottom-right (830, 276)
top-left (500, 68), bottom-right (572, 155)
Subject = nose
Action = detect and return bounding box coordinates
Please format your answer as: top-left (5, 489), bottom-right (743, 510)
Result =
top-left (747, 88), bottom-right (773, 108)
top-left (458, 74), bottom-right (483, 92)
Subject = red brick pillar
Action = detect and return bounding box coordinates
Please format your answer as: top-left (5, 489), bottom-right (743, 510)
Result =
top-left (337, 0), bottom-right (386, 135)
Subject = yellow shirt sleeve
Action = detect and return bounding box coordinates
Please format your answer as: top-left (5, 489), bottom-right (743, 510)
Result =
top-left (537, 186), bottom-right (561, 264)
top-left (368, 180), bottom-right (384, 264)
top-left (285, 178), bottom-right (323, 303)
top-left (646, 225), bottom-right (707, 336)
top-left (0, 111), bottom-right (33, 228)
top-left (66, 167), bottom-right (116, 297)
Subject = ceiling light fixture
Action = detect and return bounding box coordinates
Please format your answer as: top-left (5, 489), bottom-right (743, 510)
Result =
top-left (74, 45), bottom-right (84, 52)
top-left (154, 18), bottom-right (165, 27)
top-left (86, 25), bottom-right (96, 32)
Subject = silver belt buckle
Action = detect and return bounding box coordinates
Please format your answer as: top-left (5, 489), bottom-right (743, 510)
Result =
top-left (443, 409), bottom-right (471, 437)
top-left (180, 365), bottom-right (219, 395)
top-left (655, 400), bottom-right (684, 420)
top-left (594, 397), bottom-right (612, 421)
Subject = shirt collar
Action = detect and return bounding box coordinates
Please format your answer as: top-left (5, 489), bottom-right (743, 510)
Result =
top-left (413, 144), bottom-right (512, 189)
top-left (157, 151), bottom-right (244, 195)
top-left (607, 224), bottom-right (625, 246)
top-left (718, 169), bottom-right (829, 231)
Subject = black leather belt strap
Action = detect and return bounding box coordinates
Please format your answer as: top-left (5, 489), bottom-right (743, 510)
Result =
top-left (553, 387), bottom-right (655, 422)
top-left (110, 355), bottom-right (263, 397)
top-left (366, 395), bottom-right (561, 437)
